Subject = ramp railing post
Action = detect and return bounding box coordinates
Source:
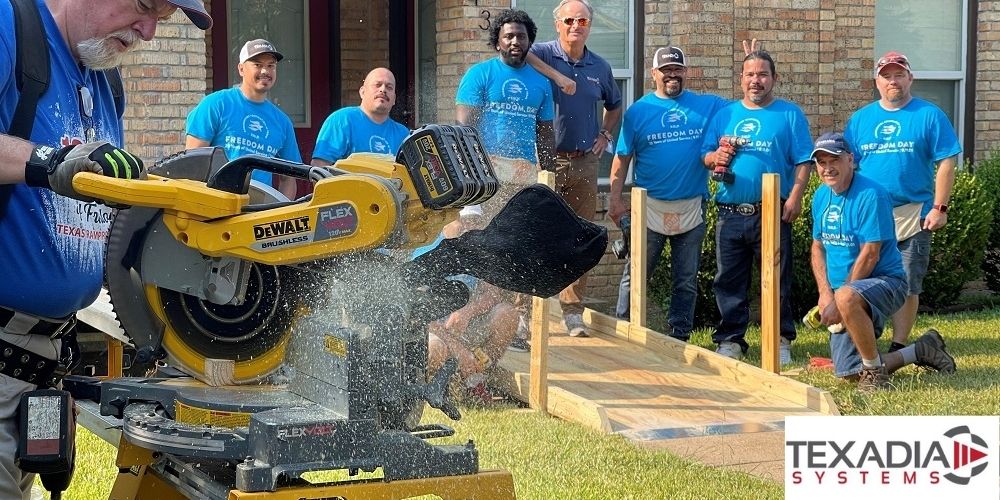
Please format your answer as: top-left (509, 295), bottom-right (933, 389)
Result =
top-left (761, 173), bottom-right (781, 373)
top-left (628, 187), bottom-right (648, 328)
top-left (529, 170), bottom-right (556, 412)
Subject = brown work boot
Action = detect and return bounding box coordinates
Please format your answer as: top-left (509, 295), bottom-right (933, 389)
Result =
top-left (913, 329), bottom-right (956, 374)
top-left (857, 365), bottom-right (892, 392)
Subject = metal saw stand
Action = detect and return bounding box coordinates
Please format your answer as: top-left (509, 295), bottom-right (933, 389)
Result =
top-left (86, 376), bottom-right (515, 500)
top-left (77, 267), bottom-right (518, 499)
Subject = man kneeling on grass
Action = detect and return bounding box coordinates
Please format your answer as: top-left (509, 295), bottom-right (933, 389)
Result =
top-left (808, 132), bottom-right (956, 391)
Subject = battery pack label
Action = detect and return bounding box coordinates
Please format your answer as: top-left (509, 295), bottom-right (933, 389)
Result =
top-left (415, 136), bottom-right (453, 197)
top-left (26, 395), bottom-right (60, 455)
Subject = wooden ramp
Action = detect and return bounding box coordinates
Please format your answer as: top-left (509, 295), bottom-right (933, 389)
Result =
top-left (495, 303), bottom-right (837, 480)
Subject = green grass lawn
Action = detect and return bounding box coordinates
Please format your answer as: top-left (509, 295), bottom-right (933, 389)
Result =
top-left (53, 307), bottom-right (999, 499)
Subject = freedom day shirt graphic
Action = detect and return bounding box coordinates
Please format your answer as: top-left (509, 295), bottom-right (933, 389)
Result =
top-left (785, 416), bottom-right (999, 499)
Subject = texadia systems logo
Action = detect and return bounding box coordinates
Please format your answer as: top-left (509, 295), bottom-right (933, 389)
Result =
top-left (785, 416), bottom-right (999, 499)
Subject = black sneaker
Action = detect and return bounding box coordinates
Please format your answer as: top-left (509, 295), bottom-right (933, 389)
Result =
top-left (857, 365), bottom-right (892, 392)
top-left (914, 329), bottom-right (956, 374)
top-left (507, 336), bottom-right (530, 353)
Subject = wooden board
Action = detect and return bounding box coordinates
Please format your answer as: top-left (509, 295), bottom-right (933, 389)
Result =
top-left (497, 303), bottom-right (838, 439)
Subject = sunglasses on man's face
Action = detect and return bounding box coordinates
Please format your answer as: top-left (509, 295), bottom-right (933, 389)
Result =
top-left (560, 17), bottom-right (590, 27)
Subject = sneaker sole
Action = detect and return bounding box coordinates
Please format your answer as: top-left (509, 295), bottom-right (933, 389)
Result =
top-left (568, 329), bottom-right (589, 338)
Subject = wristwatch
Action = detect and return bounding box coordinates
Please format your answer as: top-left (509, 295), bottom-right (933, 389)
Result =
top-left (599, 129), bottom-right (613, 142)
top-left (933, 204), bottom-right (949, 213)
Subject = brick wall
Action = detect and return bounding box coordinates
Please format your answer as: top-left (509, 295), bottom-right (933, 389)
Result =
top-left (434, 0), bottom-right (512, 122)
top-left (645, 0), bottom-right (874, 138)
top-left (975, 1), bottom-right (1000, 161)
top-left (339, 2), bottom-right (391, 107)
top-left (120, 11), bottom-right (209, 164)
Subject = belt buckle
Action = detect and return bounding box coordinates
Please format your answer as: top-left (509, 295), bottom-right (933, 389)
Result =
top-left (736, 203), bottom-right (756, 216)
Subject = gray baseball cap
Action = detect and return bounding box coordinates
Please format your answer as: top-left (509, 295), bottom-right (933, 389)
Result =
top-left (165, 0), bottom-right (212, 30)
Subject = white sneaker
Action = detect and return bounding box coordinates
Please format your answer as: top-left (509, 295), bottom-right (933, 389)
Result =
top-left (564, 313), bottom-right (588, 337)
top-left (780, 338), bottom-right (792, 365)
top-left (716, 341), bottom-right (743, 360)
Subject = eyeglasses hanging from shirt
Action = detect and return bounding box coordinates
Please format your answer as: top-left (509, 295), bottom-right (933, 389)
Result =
top-left (77, 85), bottom-right (95, 143)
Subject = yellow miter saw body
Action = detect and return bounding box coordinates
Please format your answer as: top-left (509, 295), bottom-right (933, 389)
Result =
top-left (91, 124), bottom-right (497, 385)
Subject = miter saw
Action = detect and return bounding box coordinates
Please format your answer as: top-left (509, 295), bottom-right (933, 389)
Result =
top-left (69, 124), bottom-right (608, 499)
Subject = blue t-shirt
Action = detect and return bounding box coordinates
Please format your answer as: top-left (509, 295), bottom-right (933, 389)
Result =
top-left (701, 99), bottom-right (813, 204)
top-left (812, 174), bottom-right (905, 289)
top-left (312, 106), bottom-right (410, 162)
top-left (455, 58), bottom-right (555, 163)
top-left (844, 98), bottom-right (961, 215)
top-left (530, 40), bottom-right (622, 153)
top-left (0, 0), bottom-right (123, 317)
top-left (185, 86), bottom-right (302, 187)
top-left (616, 90), bottom-right (728, 201)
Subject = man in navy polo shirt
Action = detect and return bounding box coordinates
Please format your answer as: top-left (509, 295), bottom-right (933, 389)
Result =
top-left (528, 0), bottom-right (622, 337)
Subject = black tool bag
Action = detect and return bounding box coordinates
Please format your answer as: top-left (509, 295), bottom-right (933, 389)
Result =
top-left (408, 184), bottom-right (608, 298)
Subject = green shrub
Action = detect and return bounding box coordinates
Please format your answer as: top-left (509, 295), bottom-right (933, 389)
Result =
top-left (921, 163), bottom-right (997, 307)
top-left (647, 162), bottom-right (995, 328)
top-left (974, 153), bottom-right (1000, 293)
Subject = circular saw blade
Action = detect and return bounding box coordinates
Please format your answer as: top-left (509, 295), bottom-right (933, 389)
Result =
top-left (104, 148), bottom-right (307, 384)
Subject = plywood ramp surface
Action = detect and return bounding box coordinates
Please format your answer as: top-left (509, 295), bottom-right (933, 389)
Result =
top-left (495, 304), bottom-right (837, 441)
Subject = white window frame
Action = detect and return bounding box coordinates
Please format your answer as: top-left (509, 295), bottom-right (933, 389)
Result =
top-left (508, 0), bottom-right (637, 185)
top-left (875, 0), bottom-right (967, 147)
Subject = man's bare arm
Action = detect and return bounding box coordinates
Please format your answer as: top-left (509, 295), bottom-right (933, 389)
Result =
top-left (456, 104), bottom-right (479, 128)
top-left (0, 134), bottom-right (35, 184)
top-left (845, 241), bottom-right (882, 284)
top-left (526, 52), bottom-right (576, 95)
top-left (185, 135), bottom-right (211, 150)
top-left (607, 153), bottom-right (632, 224)
top-left (924, 154), bottom-right (957, 231)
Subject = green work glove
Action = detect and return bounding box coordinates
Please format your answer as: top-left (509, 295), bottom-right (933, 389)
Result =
top-left (25, 141), bottom-right (145, 203)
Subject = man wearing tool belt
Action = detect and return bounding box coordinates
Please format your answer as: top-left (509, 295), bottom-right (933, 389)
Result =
top-left (701, 50), bottom-right (813, 363)
top-left (0, 0), bottom-right (211, 497)
top-left (608, 46), bottom-right (726, 342)
top-left (844, 51), bottom-right (960, 352)
top-left (528, 0), bottom-right (622, 338)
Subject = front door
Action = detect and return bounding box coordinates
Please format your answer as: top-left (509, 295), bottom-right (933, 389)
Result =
top-left (209, 0), bottom-right (335, 163)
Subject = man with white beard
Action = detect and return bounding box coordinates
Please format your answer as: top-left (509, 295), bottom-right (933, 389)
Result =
top-left (0, 1), bottom-right (212, 498)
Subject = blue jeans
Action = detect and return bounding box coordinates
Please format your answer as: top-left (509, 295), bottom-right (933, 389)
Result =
top-left (712, 210), bottom-right (796, 351)
top-left (616, 221), bottom-right (706, 340)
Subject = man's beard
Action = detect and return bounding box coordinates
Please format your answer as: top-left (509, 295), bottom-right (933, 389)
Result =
top-left (500, 47), bottom-right (527, 66)
top-left (664, 78), bottom-right (684, 97)
top-left (77, 30), bottom-right (143, 70)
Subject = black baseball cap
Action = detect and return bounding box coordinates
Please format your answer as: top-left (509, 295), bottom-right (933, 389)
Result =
top-left (652, 47), bottom-right (686, 69)
top-left (165, 0), bottom-right (212, 30)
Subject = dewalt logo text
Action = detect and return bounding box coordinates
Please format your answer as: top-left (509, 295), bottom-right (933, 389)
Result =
top-left (253, 216), bottom-right (311, 240)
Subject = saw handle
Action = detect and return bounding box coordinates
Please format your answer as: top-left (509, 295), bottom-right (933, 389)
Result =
top-left (207, 155), bottom-right (317, 194)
